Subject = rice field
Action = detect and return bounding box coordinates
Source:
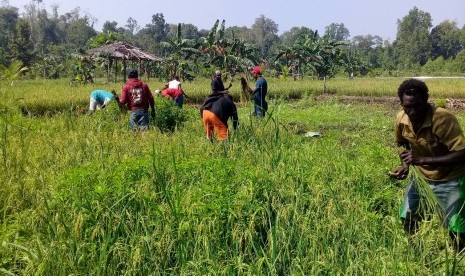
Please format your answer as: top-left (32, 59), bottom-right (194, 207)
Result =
top-left (2, 77), bottom-right (465, 275)
top-left (13, 76), bottom-right (465, 116)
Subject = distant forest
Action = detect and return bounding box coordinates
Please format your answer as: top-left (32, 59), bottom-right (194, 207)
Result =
top-left (1, 1), bottom-right (465, 82)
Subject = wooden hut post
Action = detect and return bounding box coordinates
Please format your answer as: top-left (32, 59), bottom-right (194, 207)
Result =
top-left (139, 60), bottom-right (144, 81)
top-left (123, 60), bottom-right (127, 82)
top-left (114, 59), bottom-right (118, 82)
top-left (106, 58), bottom-right (110, 83)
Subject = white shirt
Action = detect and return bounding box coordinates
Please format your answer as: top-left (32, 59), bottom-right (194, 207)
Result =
top-left (168, 79), bottom-right (181, 89)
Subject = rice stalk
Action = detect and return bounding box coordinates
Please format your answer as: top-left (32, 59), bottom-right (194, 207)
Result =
top-left (410, 165), bottom-right (462, 273)
top-left (410, 166), bottom-right (442, 219)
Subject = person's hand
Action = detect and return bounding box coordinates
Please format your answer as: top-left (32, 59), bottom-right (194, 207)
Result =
top-left (399, 150), bottom-right (425, 165)
top-left (388, 166), bottom-right (409, 180)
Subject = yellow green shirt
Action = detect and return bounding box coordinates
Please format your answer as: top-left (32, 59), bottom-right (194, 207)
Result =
top-left (395, 104), bottom-right (465, 181)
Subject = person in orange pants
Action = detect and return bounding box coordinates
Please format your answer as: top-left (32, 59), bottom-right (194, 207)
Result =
top-left (200, 92), bottom-right (238, 141)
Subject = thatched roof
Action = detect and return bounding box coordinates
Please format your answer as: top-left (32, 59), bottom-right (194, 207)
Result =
top-left (87, 41), bottom-right (163, 62)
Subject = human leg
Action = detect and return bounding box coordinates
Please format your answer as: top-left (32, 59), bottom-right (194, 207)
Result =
top-left (432, 176), bottom-right (465, 252)
top-left (253, 93), bottom-right (260, 116)
top-left (129, 111), bottom-right (138, 131)
top-left (129, 109), bottom-right (149, 131)
top-left (101, 97), bottom-right (112, 109)
top-left (138, 109), bottom-right (149, 131)
top-left (254, 93), bottom-right (267, 117)
top-left (174, 94), bottom-right (184, 108)
top-left (202, 110), bottom-right (227, 141)
top-left (400, 178), bottom-right (423, 235)
top-left (202, 110), bottom-right (215, 141)
top-left (89, 97), bottom-right (98, 115)
top-left (212, 119), bottom-right (229, 141)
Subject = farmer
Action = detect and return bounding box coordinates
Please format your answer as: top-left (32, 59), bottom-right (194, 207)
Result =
top-left (119, 69), bottom-right (155, 131)
top-left (88, 89), bottom-right (119, 115)
top-left (200, 91), bottom-right (238, 142)
top-left (160, 75), bottom-right (186, 108)
top-left (389, 78), bottom-right (465, 251)
top-left (251, 66), bottom-right (268, 117)
top-left (211, 70), bottom-right (232, 94)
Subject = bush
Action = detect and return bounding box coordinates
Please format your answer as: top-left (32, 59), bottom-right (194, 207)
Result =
top-left (154, 97), bottom-right (188, 132)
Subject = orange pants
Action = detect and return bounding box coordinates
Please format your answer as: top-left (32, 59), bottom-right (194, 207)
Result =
top-left (202, 110), bottom-right (229, 141)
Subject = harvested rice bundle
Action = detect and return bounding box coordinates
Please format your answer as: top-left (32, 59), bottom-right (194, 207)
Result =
top-left (240, 77), bottom-right (253, 94)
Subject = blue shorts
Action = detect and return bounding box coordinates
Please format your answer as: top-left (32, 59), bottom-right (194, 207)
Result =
top-left (400, 175), bottom-right (465, 232)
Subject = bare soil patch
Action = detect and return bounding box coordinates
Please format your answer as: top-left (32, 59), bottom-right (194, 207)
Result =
top-left (315, 95), bottom-right (465, 110)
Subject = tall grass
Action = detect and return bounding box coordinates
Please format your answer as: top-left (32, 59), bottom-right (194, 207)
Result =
top-left (1, 79), bottom-right (465, 274)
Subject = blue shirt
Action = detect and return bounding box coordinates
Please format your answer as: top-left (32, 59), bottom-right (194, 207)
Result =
top-left (90, 90), bottom-right (114, 104)
top-left (255, 77), bottom-right (267, 96)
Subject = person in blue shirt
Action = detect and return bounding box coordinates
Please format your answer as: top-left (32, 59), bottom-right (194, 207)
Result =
top-left (251, 66), bottom-right (268, 117)
top-left (89, 89), bottom-right (119, 115)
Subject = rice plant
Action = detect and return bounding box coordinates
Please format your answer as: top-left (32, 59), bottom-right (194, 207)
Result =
top-left (1, 78), bottom-right (465, 274)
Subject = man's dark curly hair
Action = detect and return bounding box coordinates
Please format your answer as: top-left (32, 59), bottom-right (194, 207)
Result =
top-left (397, 78), bottom-right (429, 103)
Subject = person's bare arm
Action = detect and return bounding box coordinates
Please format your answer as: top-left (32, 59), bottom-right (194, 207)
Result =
top-left (406, 148), bottom-right (465, 166)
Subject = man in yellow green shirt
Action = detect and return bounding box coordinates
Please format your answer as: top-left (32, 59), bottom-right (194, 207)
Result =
top-left (390, 78), bottom-right (465, 251)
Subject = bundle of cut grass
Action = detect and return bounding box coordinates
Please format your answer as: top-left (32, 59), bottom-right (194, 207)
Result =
top-left (410, 166), bottom-right (443, 223)
top-left (240, 77), bottom-right (253, 104)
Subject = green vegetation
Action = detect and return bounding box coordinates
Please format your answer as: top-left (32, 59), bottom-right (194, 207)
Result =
top-left (2, 78), bottom-right (465, 274)
top-left (1, 4), bottom-right (465, 83)
top-left (1, 2), bottom-right (464, 272)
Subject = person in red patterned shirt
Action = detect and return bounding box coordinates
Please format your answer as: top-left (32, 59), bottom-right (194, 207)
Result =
top-left (119, 69), bottom-right (155, 131)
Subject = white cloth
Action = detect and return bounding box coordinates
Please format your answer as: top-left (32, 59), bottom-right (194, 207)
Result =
top-left (168, 79), bottom-right (181, 89)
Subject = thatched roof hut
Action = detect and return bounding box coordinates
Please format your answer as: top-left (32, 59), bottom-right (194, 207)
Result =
top-left (87, 41), bottom-right (163, 82)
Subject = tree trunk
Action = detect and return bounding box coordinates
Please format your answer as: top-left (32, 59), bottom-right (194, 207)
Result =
top-left (323, 76), bottom-right (327, 94)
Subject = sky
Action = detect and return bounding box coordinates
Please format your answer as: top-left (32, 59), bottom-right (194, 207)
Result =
top-left (10, 0), bottom-right (465, 42)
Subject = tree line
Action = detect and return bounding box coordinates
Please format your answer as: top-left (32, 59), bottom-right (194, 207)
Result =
top-left (1, 1), bottom-right (465, 82)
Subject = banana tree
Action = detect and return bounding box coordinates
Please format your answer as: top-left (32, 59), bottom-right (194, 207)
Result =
top-left (197, 20), bottom-right (259, 80)
top-left (88, 31), bottom-right (119, 48)
top-left (161, 23), bottom-right (199, 79)
top-left (314, 37), bottom-right (347, 93)
top-left (274, 34), bottom-right (323, 79)
top-left (211, 38), bottom-right (259, 79)
top-left (0, 60), bottom-right (29, 85)
top-left (71, 55), bottom-right (95, 84)
top-left (196, 19), bottom-right (221, 67)
top-left (339, 49), bottom-right (372, 78)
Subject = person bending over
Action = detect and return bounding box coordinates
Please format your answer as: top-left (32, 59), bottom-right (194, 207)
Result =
top-left (88, 89), bottom-right (119, 115)
top-left (200, 91), bottom-right (238, 142)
